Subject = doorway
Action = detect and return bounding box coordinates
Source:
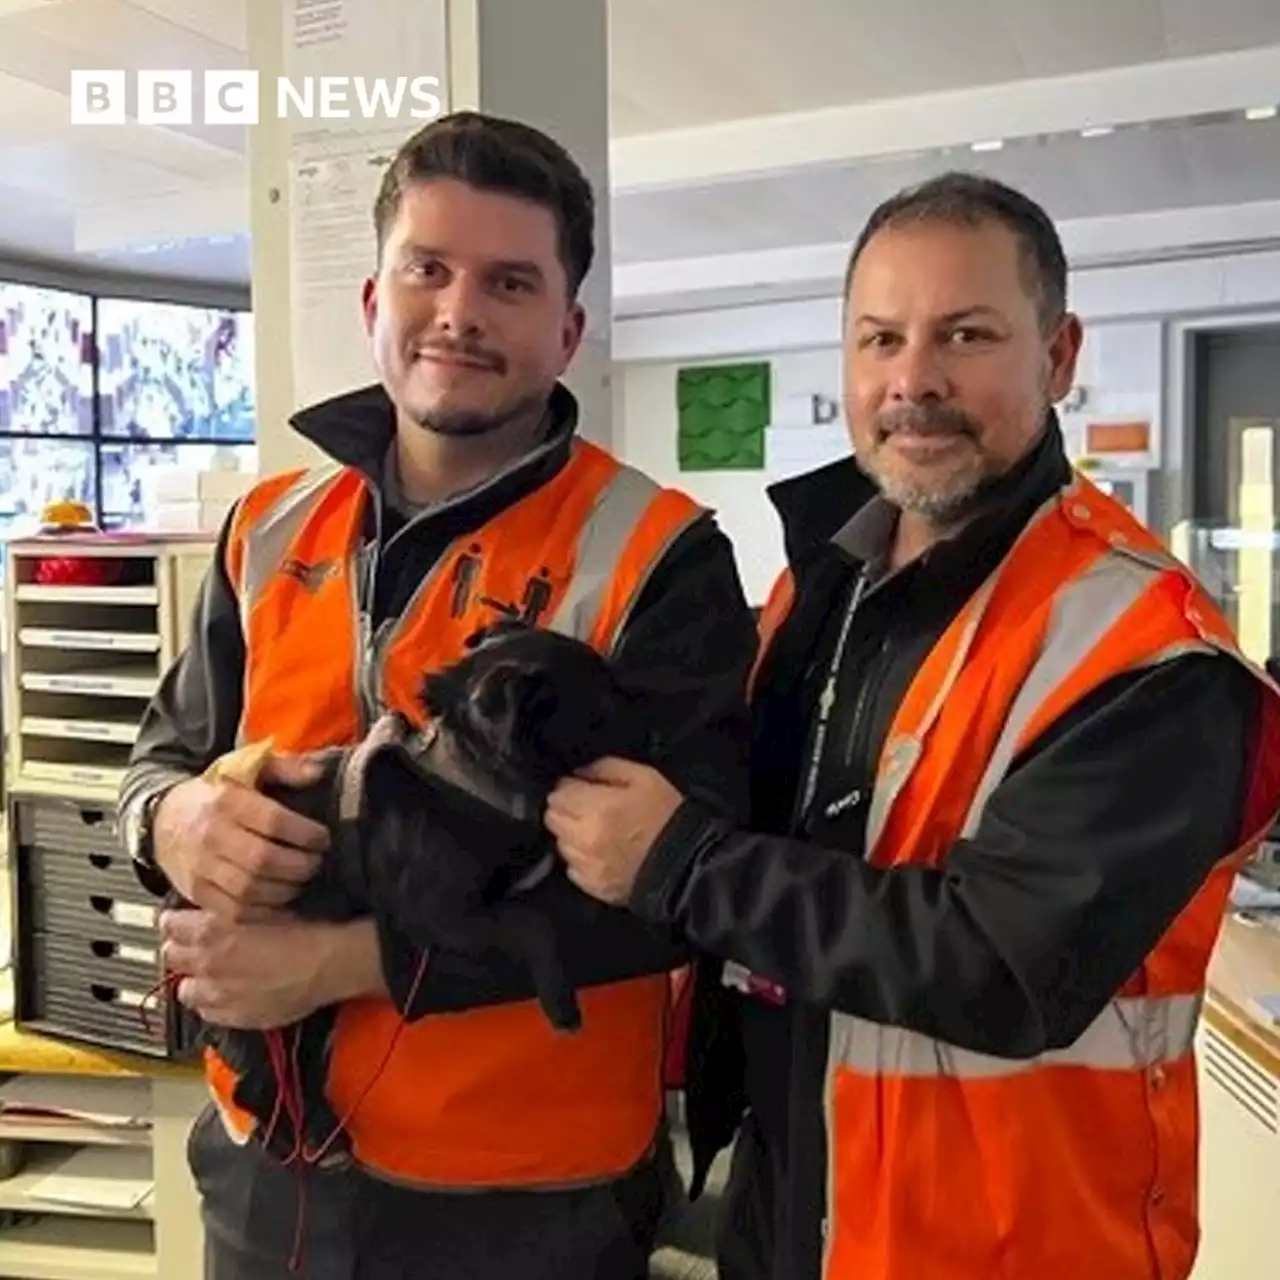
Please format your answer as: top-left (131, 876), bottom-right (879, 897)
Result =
top-left (1192, 326), bottom-right (1280, 523)
top-left (1189, 324), bottom-right (1280, 661)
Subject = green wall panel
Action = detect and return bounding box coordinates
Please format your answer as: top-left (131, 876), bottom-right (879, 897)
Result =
top-left (676, 361), bottom-right (769, 471)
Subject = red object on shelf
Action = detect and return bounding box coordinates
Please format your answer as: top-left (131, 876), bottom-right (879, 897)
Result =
top-left (32, 555), bottom-right (123, 586)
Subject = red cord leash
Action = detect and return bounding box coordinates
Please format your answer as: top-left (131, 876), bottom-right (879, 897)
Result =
top-left (139, 969), bottom-right (181, 1040)
top-left (140, 949), bottom-right (431, 1275)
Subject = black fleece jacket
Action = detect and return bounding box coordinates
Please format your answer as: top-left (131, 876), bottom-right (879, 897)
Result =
top-left (118, 380), bottom-right (757, 1016)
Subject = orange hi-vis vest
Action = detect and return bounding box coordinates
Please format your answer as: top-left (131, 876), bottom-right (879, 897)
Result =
top-left (210, 438), bottom-right (705, 1189)
top-left (753, 473), bottom-right (1280, 1280)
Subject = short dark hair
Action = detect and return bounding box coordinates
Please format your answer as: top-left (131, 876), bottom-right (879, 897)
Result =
top-left (372, 110), bottom-right (595, 297)
top-left (844, 172), bottom-right (1068, 331)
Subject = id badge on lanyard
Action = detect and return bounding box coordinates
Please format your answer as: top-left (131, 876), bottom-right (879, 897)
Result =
top-left (722, 569), bottom-right (871, 1008)
top-left (795, 569), bottom-right (870, 830)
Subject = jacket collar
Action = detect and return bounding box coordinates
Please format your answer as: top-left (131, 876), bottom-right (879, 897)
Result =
top-left (288, 379), bottom-right (581, 480)
top-left (766, 452), bottom-right (879, 571)
top-left (767, 410), bottom-right (1072, 573)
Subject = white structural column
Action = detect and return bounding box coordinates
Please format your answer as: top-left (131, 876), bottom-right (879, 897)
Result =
top-left (449, 0), bottom-right (613, 451)
top-left (246, 0), bottom-right (612, 477)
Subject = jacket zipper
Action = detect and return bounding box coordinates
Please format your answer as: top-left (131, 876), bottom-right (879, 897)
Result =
top-left (355, 488), bottom-right (460, 732)
top-left (841, 631), bottom-right (892, 772)
top-left (801, 574), bottom-right (893, 829)
top-left (817, 636), bottom-right (889, 824)
top-left (356, 488), bottom-right (386, 733)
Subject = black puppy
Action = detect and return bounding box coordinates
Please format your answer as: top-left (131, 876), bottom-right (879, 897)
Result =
top-left (181, 620), bottom-right (652, 1165)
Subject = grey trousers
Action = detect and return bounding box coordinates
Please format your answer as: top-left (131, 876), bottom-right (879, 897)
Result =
top-left (191, 1104), bottom-right (674, 1279)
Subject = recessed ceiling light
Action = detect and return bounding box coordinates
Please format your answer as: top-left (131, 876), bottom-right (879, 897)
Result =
top-left (1245, 105), bottom-right (1278, 121)
top-left (970, 139), bottom-right (1004, 152)
top-left (1080, 126), bottom-right (1114, 138)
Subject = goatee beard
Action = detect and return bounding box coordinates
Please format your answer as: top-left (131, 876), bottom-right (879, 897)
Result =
top-left (411, 390), bottom-right (546, 440)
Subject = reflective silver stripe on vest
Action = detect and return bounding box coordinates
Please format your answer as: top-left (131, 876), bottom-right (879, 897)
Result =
top-left (236, 465), bottom-right (343, 610)
top-left (959, 546), bottom-right (1178, 838)
top-left (546, 460), bottom-right (703, 653)
top-left (862, 489), bottom-right (1071, 860)
top-left (233, 465), bottom-right (347, 747)
top-left (862, 571), bottom-right (999, 859)
top-left (828, 991), bottom-right (1202, 1080)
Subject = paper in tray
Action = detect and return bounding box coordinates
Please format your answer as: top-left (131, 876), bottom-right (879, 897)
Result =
top-left (0, 1074), bottom-right (151, 1129)
top-left (25, 1145), bottom-right (153, 1212)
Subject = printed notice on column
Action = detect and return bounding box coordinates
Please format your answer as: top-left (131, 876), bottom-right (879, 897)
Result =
top-left (289, 131), bottom-right (403, 307)
top-left (286, 0), bottom-right (447, 140)
top-left (286, 131), bottom-right (405, 405)
top-left (292, 0), bottom-right (347, 50)
top-left (284, 0), bottom-right (449, 404)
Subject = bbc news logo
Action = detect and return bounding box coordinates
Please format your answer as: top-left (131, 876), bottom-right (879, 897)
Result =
top-left (69, 70), bottom-right (443, 125)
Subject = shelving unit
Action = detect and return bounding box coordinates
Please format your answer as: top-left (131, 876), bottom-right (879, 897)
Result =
top-left (0, 1037), bottom-right (204, 1280)
top-left (2, 535), bottom-right (214, 807)
top-left (0, 1146), bottom-right (153, 1223)
top-left (0, 1015), bottom-right (205, 1278)
top-left (1, 535), bottom-right (216, 1063)
top-left (0, 534), bottom-right (215, 1279)
top-left (0, 1218), bottom-right (156, 1280)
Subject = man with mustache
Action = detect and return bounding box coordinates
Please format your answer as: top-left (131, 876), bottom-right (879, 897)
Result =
top-left (546, 172), bottom-right (1280, 1279)
top-left (117, 111), bottom-right (756, 1278)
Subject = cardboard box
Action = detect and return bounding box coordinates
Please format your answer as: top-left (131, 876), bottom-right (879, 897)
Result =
top-left (143, 467), bottom-right (256, 505)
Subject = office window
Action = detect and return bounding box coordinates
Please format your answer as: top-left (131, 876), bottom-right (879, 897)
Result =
top-left (0, 281), bottom-right (256, 539)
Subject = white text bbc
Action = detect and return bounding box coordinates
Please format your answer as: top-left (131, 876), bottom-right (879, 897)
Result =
top-left (70, 71), bottom-right (444, 125)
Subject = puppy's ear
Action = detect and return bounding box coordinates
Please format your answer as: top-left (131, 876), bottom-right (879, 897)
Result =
top-left (474, 667), bottom-right (559, 741)
top-left (420, 663), bottom-right (468, 722)
top-left (502, 674), bottom-right (567, 754)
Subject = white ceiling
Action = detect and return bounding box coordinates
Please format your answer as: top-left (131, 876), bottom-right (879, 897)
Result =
top-left (612, 113), bottom-right (1280, 263)
top-left (608, 0), bottom-right (1280, 132)
top-left (0, 0), bottom-right (1277, 307)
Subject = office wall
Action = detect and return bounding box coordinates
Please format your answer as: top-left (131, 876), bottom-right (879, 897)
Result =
top-left (618, 348), bottom-right (846, 605)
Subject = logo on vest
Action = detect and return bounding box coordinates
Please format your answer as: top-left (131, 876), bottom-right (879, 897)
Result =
top-left (280, 557), bottom-right (339, 593)
top-left (450, 549), bottom-right (554, 627)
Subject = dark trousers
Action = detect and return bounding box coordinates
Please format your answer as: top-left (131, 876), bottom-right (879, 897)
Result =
top-left (191, 1104), bottom-right (675, 1280)
top-left (715, 1111), bottom-right (780, 1280)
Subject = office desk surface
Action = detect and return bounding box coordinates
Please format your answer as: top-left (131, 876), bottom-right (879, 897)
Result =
top-left (0, 1018), bottom-right (198, 1080)
top-left (1205, 911), bottom-right (1280, 1078)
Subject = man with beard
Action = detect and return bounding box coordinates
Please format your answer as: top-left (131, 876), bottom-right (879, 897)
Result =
top-left (545, 172), bottom-right (1280, 1279)
top-left (117, 111), bottom-right (755, 1279)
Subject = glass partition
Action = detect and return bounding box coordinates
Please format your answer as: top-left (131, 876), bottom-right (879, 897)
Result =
top-left (1173, 521), bottom-right (1280, 665)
